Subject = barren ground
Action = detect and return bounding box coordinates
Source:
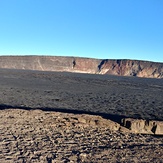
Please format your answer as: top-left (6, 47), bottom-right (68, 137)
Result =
top-left (0, 69), bottom-right (163, 162)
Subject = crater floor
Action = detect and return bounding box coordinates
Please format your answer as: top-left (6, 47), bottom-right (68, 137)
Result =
top-left (0, 69), bottom-right (163, 162)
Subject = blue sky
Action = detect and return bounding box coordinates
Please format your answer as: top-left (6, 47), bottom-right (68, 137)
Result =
top-left (0, 0), bottom-right (163, 62)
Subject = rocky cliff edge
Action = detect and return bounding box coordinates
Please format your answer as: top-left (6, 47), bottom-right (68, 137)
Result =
top-left (0, 56), bottom-right (162, 78)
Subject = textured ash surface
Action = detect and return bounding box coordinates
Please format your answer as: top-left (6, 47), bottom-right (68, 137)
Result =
top-left (0, 69), bottom-right (163, 162)
top-left (0, 69), bottom-right (163, 120)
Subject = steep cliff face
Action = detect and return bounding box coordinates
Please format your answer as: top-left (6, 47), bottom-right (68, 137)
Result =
top-left (0, 56), bottom-right (162, 78)
top-left (99, 59), bottom-right (163, 78)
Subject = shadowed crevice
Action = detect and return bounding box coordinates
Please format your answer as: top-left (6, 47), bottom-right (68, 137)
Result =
top-left (98, 59), bottom-right (108, 72)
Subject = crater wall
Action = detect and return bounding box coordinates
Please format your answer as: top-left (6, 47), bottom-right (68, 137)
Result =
top-left (0, 56), bottom-right (162, 78)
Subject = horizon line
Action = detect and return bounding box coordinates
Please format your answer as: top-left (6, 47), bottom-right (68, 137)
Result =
top-left (0, 54), bottom-right (162, 63)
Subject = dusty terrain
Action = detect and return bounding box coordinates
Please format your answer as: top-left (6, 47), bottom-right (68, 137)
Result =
top-left (0, 109), bottom-right (163, 163)
top-left (0, 68), bottom-right (163, 162)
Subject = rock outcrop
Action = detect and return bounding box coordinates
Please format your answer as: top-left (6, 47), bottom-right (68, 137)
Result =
top-left (122, 118), bottom-right (163, 135)
top-left (0, 56), bottom-right (163, 78)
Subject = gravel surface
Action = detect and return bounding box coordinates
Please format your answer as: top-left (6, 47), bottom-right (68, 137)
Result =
top-left (0, 109), bottom-right (163, 163)
top-left (0, 69), bottom-right (163, 120)
top-left (0, 69), bottom-right (163, 162)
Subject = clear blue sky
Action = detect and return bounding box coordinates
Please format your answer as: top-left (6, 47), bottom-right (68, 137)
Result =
top-left (0, 0), bottom-right (163, 62)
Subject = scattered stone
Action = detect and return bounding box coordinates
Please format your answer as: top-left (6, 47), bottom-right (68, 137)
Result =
top-left (0, 109), bottom-right (163, 162)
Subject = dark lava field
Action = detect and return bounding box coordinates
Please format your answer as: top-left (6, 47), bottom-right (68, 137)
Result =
top-left (0, 68), bottom-right (163, 121)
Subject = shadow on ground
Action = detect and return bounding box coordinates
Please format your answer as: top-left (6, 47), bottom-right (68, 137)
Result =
top-left (0, 104), bottom-right (127, 124)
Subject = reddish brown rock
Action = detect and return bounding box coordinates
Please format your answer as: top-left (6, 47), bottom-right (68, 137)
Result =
top-left (0, 56), bottom-right (162, 78)
top-left (100, 59), bottom-right (163, 78)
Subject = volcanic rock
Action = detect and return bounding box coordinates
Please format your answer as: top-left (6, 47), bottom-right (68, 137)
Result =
top-left (122, 118), bottom-right (163, 135)
top-left (0, 56), bottom-right (162, 78)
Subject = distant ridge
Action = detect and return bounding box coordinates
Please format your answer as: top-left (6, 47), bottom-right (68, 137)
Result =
top-left (0, 56), bottom-right (162, 78)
